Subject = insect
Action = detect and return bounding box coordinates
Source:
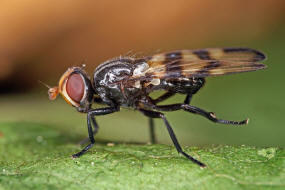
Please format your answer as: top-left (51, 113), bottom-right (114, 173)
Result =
top-left (46, 47), bottom-right (266, 167)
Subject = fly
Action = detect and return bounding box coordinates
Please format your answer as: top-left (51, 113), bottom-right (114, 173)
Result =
top-left (45, 47), bottom-right (266, 167)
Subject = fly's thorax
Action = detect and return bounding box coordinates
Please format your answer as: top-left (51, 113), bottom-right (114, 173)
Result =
top-left (132, 62), bottom-right (149, 77)
top-left (92, 57), bottom-right (140, 106)
top-left (93, 57), bottom-right (135, 87)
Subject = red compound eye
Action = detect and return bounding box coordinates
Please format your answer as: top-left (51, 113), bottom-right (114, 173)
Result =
top-left (66, 73), bottom-right (85, 103)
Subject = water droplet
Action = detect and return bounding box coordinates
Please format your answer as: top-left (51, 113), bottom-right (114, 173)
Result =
top-left (107, 143), bottom-right (115, 147)
top-left (36, 136), bottom-right (43, 143)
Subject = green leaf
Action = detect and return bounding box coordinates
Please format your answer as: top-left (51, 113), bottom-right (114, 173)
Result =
top-left (0, 122), bottom-right (284, 190)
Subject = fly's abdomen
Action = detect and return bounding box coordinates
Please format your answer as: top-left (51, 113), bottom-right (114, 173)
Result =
top-left (160, 78), bottom-right (205, 94)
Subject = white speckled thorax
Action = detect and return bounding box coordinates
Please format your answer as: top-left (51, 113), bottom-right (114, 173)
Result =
top-left (132, 62), bottom-right (161, 88)
top-left (133, 62), bottom-right (149, 77)
top-left (93, 57), bottom-right (135, 79)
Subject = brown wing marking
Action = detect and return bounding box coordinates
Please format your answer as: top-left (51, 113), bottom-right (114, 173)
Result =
top-left (147, 47), bottom-right (265, 63)
top-left (145, 60), bottom-right (266, 79)
top-left (143, 48), bottom-right (266, 79)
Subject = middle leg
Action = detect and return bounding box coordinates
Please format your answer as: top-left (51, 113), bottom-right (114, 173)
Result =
top-left (148, 93), bottom-right (194, 143)
top-left (184, 94), bottom-right (193, 105)
top-left (140, 108), bottom-right (206, 167)
top-left (148, 91), bottom-right (175, 144)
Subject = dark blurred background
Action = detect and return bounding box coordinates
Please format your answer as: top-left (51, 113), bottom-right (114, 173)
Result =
top-left (0, 0), bottom-right (284, 147)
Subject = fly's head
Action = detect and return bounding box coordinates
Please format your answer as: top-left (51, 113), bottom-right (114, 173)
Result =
top-left (46, 66), bottom-right (93, 108)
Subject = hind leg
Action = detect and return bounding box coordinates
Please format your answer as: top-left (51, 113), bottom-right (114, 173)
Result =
top-left (153, 104), bottom-right (248, 125)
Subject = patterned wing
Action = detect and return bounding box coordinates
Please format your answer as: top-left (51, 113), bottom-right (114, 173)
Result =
top-left (141, 47), bottom-right (266, 79)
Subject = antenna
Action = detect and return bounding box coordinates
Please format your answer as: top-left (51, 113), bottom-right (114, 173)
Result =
top-left (38, 80), bottom-right (51, 89)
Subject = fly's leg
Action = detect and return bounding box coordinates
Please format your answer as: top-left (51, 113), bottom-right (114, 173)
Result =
top-left (151, 91), bottom-right (175, 104)
top-left (184, 94), bottom-right (193, 105)
top-left (94, 96), bottom-right (104, 104)
top-left (78, 117), bottom-right (99, 145)
top-left (140, 108), bottom-right (206, 167)
top-left (148, 91), bottom-right (175, 144)
top-left (148, 93), bottom-right (193, 143)
top-left (148, 118), bottom-right (156, 144)
top-left (154, 104), bottom-right (248, 125)
top-left (77, 96), bottom-right (105, 145)
top-left (72, 106), bottom-right (119, 158)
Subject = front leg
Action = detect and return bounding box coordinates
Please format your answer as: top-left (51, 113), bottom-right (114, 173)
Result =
top-left (72, 106), bottom-right (119, 158)
top-left (76, 96), bottom-right (105, 144)
top-left (77, 106), bottom-right (100, 145)
top-left (77, 116), bottom-right (99, 145)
